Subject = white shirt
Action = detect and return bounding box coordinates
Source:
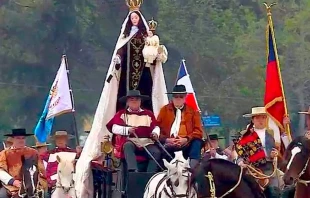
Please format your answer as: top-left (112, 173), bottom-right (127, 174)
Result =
top-left (254, 127), bottom-right (267, 154)
top-left (205, 148), bottom-right (229, 160)
top-left (0, 169), bottom-right (13, 185)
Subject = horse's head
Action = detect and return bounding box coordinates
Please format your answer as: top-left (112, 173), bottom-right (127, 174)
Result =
top-left (163, 151), bottom-right (191, 190)
top-left (20, 155), bottom-right (39, 197)
top-left (283, 136), bottom-right (310, 185)
top-left (56, 155), bottom-right (75, 193)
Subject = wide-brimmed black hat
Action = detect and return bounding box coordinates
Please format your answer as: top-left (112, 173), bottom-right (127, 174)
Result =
top-left (119, 90), bottom-right (150, 103)
top-left (208, 134), bottom-right (225, 140)
top-left (4, 128), bottom-right (33, 137)
top-left (166, 85), bottom-right (187, 94)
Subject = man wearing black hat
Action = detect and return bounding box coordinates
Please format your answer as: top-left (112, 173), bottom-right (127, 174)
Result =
top-left (106, 90), bottom-right (161, 172)
top-left (203, 134), bottom-right (230, 160)
top-left (0, 129), bottom-right (47, 197)
top-left (157, 85), bottom-right (203, 168)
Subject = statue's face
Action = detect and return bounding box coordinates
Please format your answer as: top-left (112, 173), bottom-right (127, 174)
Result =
top-left (130, 12), bottom-right (140, 26)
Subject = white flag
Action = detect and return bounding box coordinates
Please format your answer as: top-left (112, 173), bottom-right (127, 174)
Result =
top-left (46, 56), bottom-right (73, 119)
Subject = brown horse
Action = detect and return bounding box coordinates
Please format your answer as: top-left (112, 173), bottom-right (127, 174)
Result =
top-left (12, 155), bottom-right (43, 198)
top-left (283, 136), bottom-right (310, 198)
top-left (191, 159), bottom-right (265, 198)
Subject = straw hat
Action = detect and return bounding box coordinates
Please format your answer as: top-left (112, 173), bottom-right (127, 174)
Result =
top-left (243, 107), bottom-right (266, 118)
top-left (298, 106), bottom-right (310, 115)
top-left (32, 142), bottom-right (50, 148)
top-left (52, 131), bottom-right (74, 140)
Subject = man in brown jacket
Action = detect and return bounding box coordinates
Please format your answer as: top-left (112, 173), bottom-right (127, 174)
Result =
top-left (157, 85), bottom-right (203, 167)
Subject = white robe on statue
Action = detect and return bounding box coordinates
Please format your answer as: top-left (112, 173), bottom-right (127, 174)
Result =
top-left (75, 11), bottom-right (169, 198)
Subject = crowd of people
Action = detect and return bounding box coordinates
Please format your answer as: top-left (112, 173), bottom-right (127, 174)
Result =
top-left (0, 129), bottom-right (81, 197)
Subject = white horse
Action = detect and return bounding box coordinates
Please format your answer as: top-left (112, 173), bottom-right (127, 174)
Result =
top-left (51, 153), bottom-right (76, 198)
top-left (143, 151), bottom-right (197, 198)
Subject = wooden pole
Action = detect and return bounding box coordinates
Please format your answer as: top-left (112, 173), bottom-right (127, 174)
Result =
top-left (63, 55), bottom-right (79, 146)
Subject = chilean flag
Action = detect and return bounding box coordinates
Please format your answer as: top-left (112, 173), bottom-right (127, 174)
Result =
top-left (264, 25), bottom-right (292, 146)
top-left (176, 60), bottom-right (200, 112)
top-left (264, 27), bottom-right (286, 131)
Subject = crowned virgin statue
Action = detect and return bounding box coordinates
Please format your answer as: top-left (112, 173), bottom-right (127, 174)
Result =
top-left (75, 1), bottom-right (169, 197)
top-left (112, 3), bottom-right (168, 112)
top-left (91, 0), bottom-right (168, 134)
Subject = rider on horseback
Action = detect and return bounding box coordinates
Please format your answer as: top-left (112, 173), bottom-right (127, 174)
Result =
top-left (41, 131), bottom-right (81, 195)
top-left (202, 134), bottom-right (231, 161)
top-left (0, 129), bottom-right (47, 197)
top-left (236, 107), bottom-right (287, 196)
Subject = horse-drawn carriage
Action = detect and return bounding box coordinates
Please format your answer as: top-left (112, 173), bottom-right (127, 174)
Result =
top-left (89, 135), bottom-right (306, 198)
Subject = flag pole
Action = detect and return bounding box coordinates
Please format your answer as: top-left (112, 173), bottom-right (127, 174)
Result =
top-left (63, 55), bottom-right (80, 146)
top-left (264, 3), bottom-right (291, 141)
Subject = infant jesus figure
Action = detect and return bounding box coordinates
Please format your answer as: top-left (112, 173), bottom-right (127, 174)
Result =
top-left (143, 19), bottom-right (160, 67)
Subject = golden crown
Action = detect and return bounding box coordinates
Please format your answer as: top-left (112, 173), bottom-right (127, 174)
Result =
top-left (148, 18), bottom-right (158, 31)
top-left (126, 0), bottom-right (143, 11)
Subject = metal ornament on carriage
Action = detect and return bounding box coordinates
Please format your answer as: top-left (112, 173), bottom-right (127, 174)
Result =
top-left (101, 135), bottom-right (113, 154)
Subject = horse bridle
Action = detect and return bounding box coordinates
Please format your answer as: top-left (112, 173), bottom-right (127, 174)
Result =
top-left (155, 160), bottom-right (196, 198)
top-left (295, 157), bottom-right (310, 186)
top-left (55, 172), bottom-right (75, 192)
top-left (163, 172), bottom-right (195, 198)
top-left (17, 166), bottom-right (44, 198)
top-left (288, 142), bottom-right (310, 186)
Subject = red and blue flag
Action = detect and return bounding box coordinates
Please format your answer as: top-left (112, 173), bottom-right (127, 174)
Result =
top-left (176, 60), bottom-right (200, 111)
top-left (264, 26), bottom-right (291, 140)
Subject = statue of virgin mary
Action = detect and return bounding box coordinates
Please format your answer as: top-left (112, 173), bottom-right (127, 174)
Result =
top-left (75, 1), bottom-right (168, 197)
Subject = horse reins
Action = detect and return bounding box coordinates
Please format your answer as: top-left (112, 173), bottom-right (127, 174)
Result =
top-left (18, 167), bottom-right (44, 198)
top-left (204, 166), bottom-right (244, 198)
top-left (157, 173), bottom-right (195, 198)
top-left (296, 157), bottom-right (310, 186)
top-left (55, 173), bottom-right (75, 191)
top-left (246, 157), bottom-right (278, 180)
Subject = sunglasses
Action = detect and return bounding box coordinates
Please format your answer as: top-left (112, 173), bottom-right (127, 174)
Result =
top-left (173, 95), bottom-right (185, 98)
